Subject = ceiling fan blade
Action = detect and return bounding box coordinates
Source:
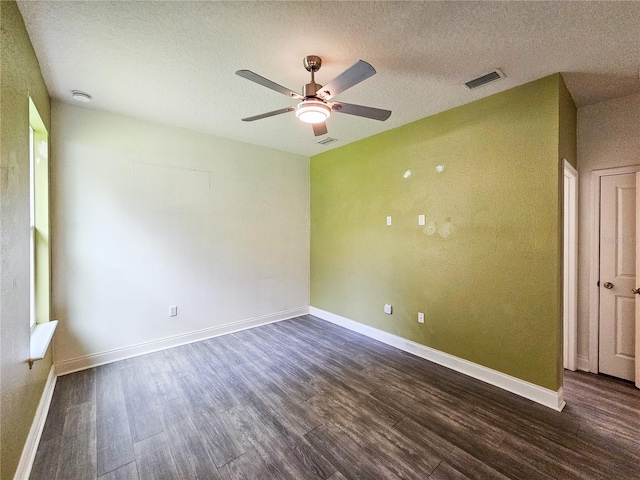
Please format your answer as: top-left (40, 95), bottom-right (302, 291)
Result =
top-left (236, 70), bottom-right (303, 99)
top-left (331, 102), bottom-right (391, 121)
top-left (316, 60), bottom-right (376, 100)
top-left (312, 122), bottom-right (328, 137)
top-left (241, 107), bottom-right (295, 122)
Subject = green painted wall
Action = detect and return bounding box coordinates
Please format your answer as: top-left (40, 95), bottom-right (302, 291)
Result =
top-left (557, 75), bottom-right (577, 387)
top-left (558, 77), bottom-right (577, 170)
top-left (311, 74), bottom-right (574, 391)
top-left (0, 2), bottom-right (52, 479)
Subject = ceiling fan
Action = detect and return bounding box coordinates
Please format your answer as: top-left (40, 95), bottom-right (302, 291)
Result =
top-left (236, 55), bottom-right (392, 137)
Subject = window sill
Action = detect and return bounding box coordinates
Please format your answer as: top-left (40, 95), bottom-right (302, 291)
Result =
top-left (29, 320), bottom-right (58, 369)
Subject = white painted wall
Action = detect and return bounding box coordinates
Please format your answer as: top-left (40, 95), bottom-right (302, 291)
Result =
top-left (51, 102), bottom-right (309, 366)
top-left (576, 92), bottom-right (640, 369)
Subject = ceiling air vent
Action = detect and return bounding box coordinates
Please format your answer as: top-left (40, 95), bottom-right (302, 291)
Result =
top-left (317, 137), bottom-right (338, 146)
top-left (464, 69), bottom-right (505, 90)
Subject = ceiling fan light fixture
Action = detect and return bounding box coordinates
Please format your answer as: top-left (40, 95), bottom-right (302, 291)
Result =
top-left (295, 100), bottom-right (331, 124)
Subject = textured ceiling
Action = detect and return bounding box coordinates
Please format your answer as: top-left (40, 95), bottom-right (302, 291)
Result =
top-left (17, 1), bottom-right (640, 156)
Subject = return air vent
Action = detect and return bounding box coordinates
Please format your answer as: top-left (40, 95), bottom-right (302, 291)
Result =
top-left (464, 69), bottom-right (505, 90)
top-left (317, 137), bottom-right (338, 146)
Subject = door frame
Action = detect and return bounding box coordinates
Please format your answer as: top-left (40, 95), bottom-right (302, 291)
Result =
top-left (564, 160), bottom-right (578, 371)
top-left (588, 164), bottom-right (640, 373)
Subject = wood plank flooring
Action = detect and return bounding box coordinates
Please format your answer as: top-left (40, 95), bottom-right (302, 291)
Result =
top-left (30, 315), bottom-right (640, 480)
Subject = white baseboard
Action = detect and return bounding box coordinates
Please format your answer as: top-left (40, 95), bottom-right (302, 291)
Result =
top-left (55, 306), bottom-right (309, 376)
top-left (14, 365), bottom-right (57, 480)
top-left (577, 355), bottom-right (590, 372)
top-left (310, 307), bottom-right (565, 412)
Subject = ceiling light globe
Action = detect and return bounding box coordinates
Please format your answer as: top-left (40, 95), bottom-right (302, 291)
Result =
top-left (295, 100), bottom-right (331, 124)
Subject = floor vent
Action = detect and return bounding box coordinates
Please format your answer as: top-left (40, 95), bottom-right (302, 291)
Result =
top-left (317, 137), bottom-right (338, 145)
top-left (465, 69), bottom-right (505, 90)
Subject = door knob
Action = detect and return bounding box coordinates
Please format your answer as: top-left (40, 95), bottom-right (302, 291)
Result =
top-left (633, 287), bottom-right (640, 295)
top-left (603, 282), bottom-right (614, 289)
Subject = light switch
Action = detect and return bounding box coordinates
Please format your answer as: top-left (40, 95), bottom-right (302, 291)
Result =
top-left (418, 214), bottom-right (425, 226)
top-left (169, 306), bottom-right (177, 317)
top-left (386, 216), bottom-right (392, 226)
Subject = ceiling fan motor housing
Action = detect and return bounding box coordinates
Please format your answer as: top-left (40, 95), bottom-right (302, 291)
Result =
top-left (303, 82), bottom-right (321, 97)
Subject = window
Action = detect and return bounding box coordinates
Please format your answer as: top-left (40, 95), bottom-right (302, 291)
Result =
top-left (29, 125), bottom-right (36, 328)
top-left (28, 98), bottom-right (50, 328)
top-left (28, 98), bottom-right (57, 368)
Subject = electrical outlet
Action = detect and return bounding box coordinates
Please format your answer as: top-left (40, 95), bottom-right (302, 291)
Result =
top-left (384, 304), bottom-right (393, 315)
top-left (418, 312), bottom-right (424, 323)
top-left (386, 216), bottom-right (392, 226)
top-left (169, 306), bottom-right (177, 317)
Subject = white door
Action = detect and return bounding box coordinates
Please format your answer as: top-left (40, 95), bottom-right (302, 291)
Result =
top-left (599, 173), bottom-right (636, 381)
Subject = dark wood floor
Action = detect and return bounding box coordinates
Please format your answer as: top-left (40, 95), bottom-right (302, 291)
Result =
top-left (31, 315), bottom-right (640, 480)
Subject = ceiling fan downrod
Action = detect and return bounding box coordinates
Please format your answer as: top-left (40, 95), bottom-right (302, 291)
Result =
top-left (303, 55), bottom-right (322, 98)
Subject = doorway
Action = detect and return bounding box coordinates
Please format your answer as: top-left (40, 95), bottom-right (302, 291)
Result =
top-left (588, 165), bottom-right (640, 386)
top-left (563, 160), bottom-right (578, 371)
top-left (598, 173), bottom-right (636, 381)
